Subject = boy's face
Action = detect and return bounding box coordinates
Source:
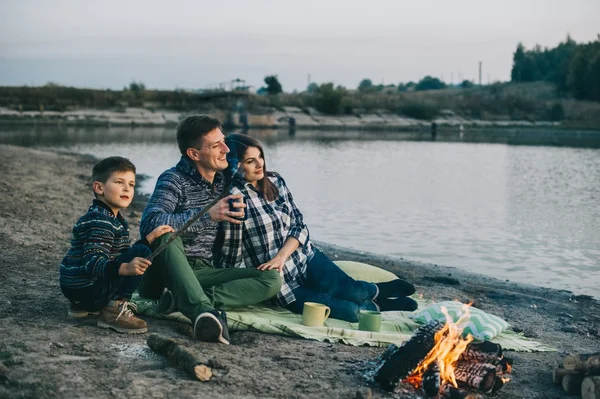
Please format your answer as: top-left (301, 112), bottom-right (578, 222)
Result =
top-left (93, 170), bottom-right (135, 215)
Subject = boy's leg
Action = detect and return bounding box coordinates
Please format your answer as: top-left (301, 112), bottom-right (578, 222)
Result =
top-left (61, 282), bottom-right (110, 315)
top-left (304, 249), bottom-right (377, 304)
top-left (284, 286), bottom-right (377, 323)
top-left (138, 233), bottom-right (214, 321)
top-left (190, 259), bottom-right (281, 310)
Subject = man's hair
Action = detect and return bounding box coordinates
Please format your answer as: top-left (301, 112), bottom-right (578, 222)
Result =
top-left (176, 114), bottom-right (222, 157)
top-left (92, 156), bottom-right (136, 185)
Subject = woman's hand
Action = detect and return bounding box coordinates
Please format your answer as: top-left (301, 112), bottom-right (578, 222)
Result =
top-left (146, 225), bottom-right (174, 244)
top-left (258, 255), bottom-right (285, 272)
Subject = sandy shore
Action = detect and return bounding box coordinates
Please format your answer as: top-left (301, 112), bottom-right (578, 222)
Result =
top-left (0, 144), bottom-right (598, 398)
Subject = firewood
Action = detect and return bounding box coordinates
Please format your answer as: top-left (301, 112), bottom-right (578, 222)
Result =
top-left (467, 341), bottom-right (502, 357)
top-left (423, 361), bottom-right (441, 397)
top-left (563, 353), bottom-right (600, 374)
top-left (562, 373), bottom-right (584, 395)
top-left (553, 367), bottom-right (581, 384)
top-left (458, 347), bottom-right (510, 374)
top-left (453, 361), bottom-right (496, 393)
top-left (582, 376), bottom-right (600, 399)
top-left (375, 320), bottom-right (445, 391)
top-left (147, 333), bottom-right (214, 381)
top-left (440, 384), bottom-right (482, 399)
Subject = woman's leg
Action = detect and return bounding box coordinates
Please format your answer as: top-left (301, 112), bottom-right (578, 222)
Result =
top-left (305, 249), bottom-right (377, 303)
top-left (285, 286), bottom-right (377, 323)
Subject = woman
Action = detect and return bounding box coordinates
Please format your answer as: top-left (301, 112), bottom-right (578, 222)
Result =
top-left (214, 134), bottom-right (417, 322)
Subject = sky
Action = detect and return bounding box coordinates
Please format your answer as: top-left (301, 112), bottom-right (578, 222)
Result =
top-left (1, 0), bottom-right (599, 92)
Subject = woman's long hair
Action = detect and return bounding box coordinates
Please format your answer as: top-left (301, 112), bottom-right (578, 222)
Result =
top-left (224, 133), bottom-right (279, 202)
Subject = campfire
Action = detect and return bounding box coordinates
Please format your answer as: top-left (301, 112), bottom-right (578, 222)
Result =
top-left (374, 305), bottom-right (512, 398)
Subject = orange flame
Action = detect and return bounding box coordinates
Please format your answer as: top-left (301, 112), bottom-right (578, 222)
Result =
top-left (404, 305), bottom-right (474, 389)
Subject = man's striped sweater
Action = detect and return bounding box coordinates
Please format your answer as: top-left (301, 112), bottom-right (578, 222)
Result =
top-left (60, 199), bottom-right (150, 289)
top-left (140, 156), bottom-right (225, 260)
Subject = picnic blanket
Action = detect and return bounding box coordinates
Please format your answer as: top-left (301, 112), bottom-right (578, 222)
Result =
top-left (132, 261), bottom-right (555, 352)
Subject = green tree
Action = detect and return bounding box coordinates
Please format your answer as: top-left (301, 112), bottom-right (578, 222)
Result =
top-left (314, 83), bottom-right (346, 115)
top-left (264, 75), bottom-right (283, 95)
top-left (358, 79), bottom-right (374, 92)
top-left (415, 76), bottom-right (446, 91)
top-left (460, 80), bottom-right (475, 89)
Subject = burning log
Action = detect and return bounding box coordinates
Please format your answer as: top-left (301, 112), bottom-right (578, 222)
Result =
top-left (458, 346), bottom-right (511, 373)
top-left (563, 352), bottom-right (600, 374)
top-left (422, 361), bottom-right (441, 396)
top-left (582, 376), bottom-right (600, 399)
top-left (147, 334), bottom-right (214, 381)
top-left (467, 341), bottom-right (502, 357)
top-left (375, 320), bottom-right (445, 391)
top-left (453, 361), bottom-right (497, 393)
top-left (440, 384), bottom-right (482, 399)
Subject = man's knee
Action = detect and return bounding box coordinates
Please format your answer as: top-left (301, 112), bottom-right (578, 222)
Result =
top-left (261, 269), bottom-right (282, 297)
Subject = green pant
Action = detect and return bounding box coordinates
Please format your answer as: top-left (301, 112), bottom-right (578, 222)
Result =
top-left (138, 233), bottom-right (282, 321)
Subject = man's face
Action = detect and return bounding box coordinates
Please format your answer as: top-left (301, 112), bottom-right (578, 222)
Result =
top-left (191, 128), bottom-right (229, 173)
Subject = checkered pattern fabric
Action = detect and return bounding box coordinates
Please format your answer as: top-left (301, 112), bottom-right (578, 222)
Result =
top-left (215, 172), bottom-right (313, 307)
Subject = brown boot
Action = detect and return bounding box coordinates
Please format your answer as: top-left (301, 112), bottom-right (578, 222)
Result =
top-left (97, 300), bottom-right (147, 334)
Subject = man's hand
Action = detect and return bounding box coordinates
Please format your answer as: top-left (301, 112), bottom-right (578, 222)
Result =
top-left (257, 255), bottom-right (285, 272)
top-left (146, 225), bottom-right (174, 244)
top-left (119, 257), bottom-right (151, 276)
top-left (208, 194), bottom-right (246, 224)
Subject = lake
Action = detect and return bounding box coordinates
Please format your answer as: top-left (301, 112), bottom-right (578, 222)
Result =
top-left (1, 125), bottom-right (599, 299)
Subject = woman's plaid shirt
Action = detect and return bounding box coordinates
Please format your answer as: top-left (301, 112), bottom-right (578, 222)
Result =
top-left (215, 172), bottom-right (314, 306)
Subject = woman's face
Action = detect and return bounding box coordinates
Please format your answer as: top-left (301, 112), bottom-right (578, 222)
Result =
top-left (241, 146), bottom-right (265, 186)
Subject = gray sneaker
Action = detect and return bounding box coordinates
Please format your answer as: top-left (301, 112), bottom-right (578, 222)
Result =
top-left (157, 288), bottom-right (176, 314)
top-left (193, 310), bottom-right (230, 344)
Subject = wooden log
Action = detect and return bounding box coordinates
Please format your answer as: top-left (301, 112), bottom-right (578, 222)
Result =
top-left (147, 333), bottom-right (213, 381)
top-left (562, 373), bottom-right (584, 395)
top-left (582, 376), bottom-right (600, 399)
top-left (553, 367), bottom-right (581, 384)
top-left (458, 347), bottom-right (511, 374)
top-left (563, 353), bottom-right (600, 374)
top-left (440, 384), bottom-right (482, 399)
top-left (422, 361), bottom-right (440, 397)
top-left (453, 362), bottom-right (497, 393)
top-left (374, 320), bottom-right (445, 391)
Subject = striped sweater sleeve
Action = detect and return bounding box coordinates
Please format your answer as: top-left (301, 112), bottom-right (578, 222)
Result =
top-left (76, 214), bottom-right (122, 280)
top-left (140, 169), bottom-right (212, 237)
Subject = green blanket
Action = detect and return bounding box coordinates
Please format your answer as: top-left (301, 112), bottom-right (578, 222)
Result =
top-left (133, 261), bottom-right (555, 352)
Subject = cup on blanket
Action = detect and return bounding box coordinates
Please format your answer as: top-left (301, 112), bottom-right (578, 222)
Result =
top-left (358, 310), bottom-right (382, 332)
top-left (302, 302), bottom-right (331, 327)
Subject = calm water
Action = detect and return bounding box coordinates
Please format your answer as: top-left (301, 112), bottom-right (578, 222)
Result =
top-left (2, 126), bottom-right (599, 298)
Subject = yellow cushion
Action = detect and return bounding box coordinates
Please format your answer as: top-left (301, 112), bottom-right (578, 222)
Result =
top-left (333, 260), bottom-right (398, 283)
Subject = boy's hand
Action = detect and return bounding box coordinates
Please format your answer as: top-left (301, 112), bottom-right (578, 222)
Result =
top-left (146, 225), bottom-right (174, 244)
top-left (119, 257), bottom-right (151, 276)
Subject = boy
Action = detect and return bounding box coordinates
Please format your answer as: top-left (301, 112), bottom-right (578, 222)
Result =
top-left (60, 156), bottom-right (173, 333)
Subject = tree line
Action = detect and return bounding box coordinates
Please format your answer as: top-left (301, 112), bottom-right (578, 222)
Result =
top-left (511, 35), bottom-right (600, 101)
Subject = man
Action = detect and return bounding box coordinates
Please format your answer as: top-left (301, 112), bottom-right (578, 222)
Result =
top-left (139, 115), bottom-right (281, 344)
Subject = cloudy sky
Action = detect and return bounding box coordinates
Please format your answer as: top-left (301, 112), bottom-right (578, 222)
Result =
top-left (1, 0), bottom-right (598, 91)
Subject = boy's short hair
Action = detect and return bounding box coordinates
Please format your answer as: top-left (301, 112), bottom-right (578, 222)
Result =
top-left (176, 114), bottom-right (222, 157)
top-left (92, 156), bottom-right (136, 185)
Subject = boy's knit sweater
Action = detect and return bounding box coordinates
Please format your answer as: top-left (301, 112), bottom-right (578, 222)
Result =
top-left (60, 199), bottom-right (150, 290)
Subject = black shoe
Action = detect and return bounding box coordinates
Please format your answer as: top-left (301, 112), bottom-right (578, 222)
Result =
top-left (375, 279), bottom-right (416, 299)
top-left (376, 297), bottom-right (419, 312)
top-left (193, 310), bottom-right (230, 344)
top-left (157, 288), bottom-right (176, 314)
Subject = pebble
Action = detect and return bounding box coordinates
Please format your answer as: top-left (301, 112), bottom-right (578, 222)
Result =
top-left (558, 312), bottom-right (574, 319)
top-left (355, 387), bottom-right (372, 399)
top-left (561, 325), bottom-right (578, 333)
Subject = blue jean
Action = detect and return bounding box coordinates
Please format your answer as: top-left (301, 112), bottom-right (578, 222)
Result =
top-left (285, 249), bottom-right (377, 322)
top-left (61, 244), bottom-right (150, 311)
